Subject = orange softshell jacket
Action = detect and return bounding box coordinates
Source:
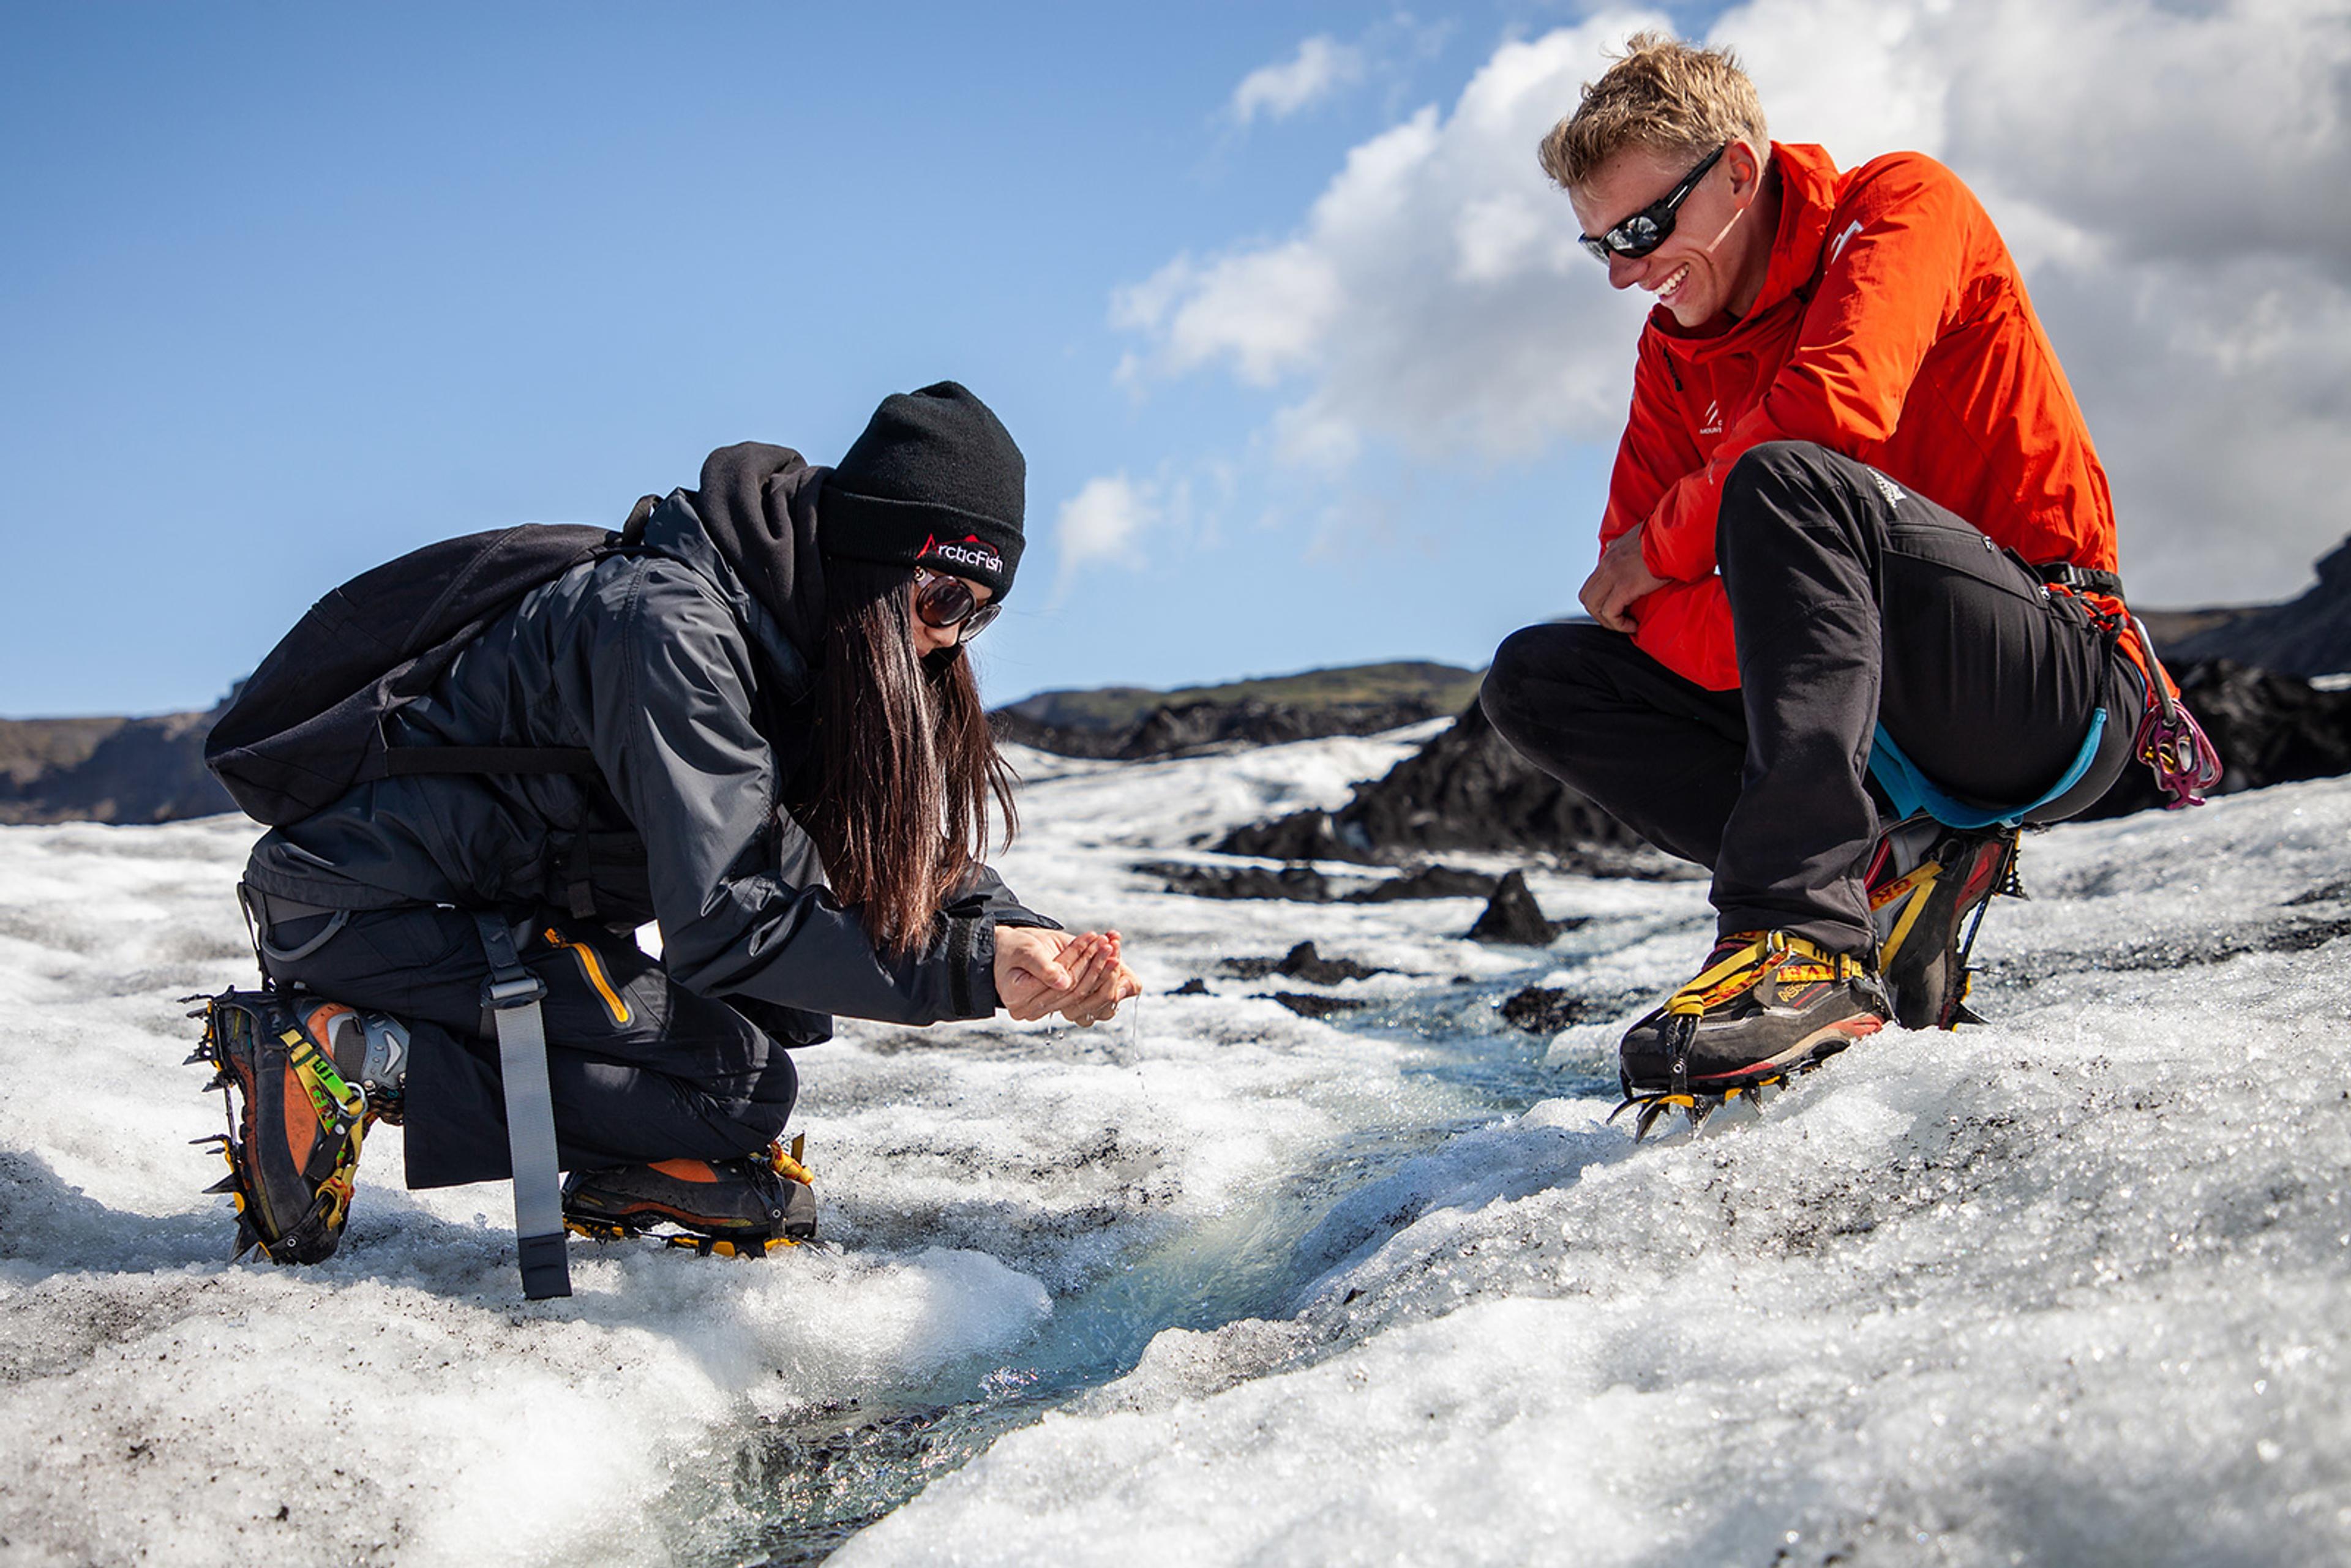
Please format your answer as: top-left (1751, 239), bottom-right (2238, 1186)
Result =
top-left (1605, 142), bottom-right (2121, 691)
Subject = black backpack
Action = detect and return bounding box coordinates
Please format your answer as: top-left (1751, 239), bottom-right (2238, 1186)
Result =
top-left (205, 524), bottom-right (622, 824)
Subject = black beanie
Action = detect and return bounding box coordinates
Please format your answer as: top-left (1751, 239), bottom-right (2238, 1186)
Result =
top-left (819, 381), bottom-right (1026, 601)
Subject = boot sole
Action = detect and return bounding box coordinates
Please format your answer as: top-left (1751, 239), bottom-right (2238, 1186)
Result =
top-left (1625, 1011), bottom-right (1884, 1097)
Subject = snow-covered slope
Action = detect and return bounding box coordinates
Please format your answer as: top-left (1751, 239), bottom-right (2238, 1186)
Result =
top-left (2, 730), bottom-right (2347, 1566)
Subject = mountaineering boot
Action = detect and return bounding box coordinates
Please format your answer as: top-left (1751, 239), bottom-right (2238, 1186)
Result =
top-left (187, 991), bottom-right (373, 1264)
top-left (562, 1139), bottom-right (819, 1256)
top-left (1864, 815), bottom-right (2020, 1029)
top-left (1616, 932), bottom-right (1888, 1122)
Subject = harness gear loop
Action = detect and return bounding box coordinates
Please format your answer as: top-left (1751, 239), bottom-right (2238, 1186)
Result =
top-left (2039, 575), bottom-right (2224, 810)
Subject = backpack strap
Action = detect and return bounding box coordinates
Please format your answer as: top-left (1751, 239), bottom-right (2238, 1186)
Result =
top-left (2033, 561), bottom-right (2124, 598)
top-left (471, 912), bottom-right (571, 1300)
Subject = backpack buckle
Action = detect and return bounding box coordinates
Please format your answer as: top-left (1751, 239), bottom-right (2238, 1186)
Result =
top-left (483, 972), bottom-right (549, 1011)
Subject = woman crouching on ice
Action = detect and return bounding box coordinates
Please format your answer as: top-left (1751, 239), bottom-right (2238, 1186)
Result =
top-left (228, 383), bottom-right (1139, 1264)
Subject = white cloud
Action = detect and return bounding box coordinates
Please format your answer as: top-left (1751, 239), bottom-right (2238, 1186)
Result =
top-left (1122, 13), bottom-right (1668, 464)
top-left (1118, 0), bottom-right (2351, 605)
top-left (1230, 35), bottom-right (1367, 126)
top-left (1053, 473), bottom-right (1159, 598)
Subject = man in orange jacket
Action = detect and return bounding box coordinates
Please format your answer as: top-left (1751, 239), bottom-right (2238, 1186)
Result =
top-left (1481, 34), bottom-right (2155, 1124)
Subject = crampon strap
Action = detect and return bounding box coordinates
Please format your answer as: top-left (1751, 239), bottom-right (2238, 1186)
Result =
top-left (1663, 932), bottom-right (1862, 1016)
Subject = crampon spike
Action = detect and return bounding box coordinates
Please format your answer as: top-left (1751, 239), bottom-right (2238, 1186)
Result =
top-left (1631, 1098), bottom-right (1681, 1142)
top-left (566, 1216), bottom-right (798, 1257)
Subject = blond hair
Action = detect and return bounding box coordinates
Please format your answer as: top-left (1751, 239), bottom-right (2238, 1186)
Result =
top-left (1538, 32), bottom-right (1767, 190)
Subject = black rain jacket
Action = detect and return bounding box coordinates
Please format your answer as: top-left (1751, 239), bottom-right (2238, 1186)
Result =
top-left (241, 447), bottom-right (1052, 1045)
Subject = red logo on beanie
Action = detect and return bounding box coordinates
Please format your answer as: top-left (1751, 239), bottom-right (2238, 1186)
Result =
top-left (918, 533), bottom-right (1003, 574)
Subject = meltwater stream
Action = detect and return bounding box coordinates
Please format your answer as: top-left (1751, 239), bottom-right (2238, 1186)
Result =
top-left (688, 970), bottom-right (1618, 1567)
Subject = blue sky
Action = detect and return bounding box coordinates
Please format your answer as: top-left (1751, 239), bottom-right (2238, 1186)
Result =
top-left (6, 2), bottom-right (2343, 718)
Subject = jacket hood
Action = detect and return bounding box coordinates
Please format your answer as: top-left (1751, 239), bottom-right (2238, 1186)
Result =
top-left (625, 443), bottom-right (831, 700)
top-left (1649, 141), bottom-right (1841, 356)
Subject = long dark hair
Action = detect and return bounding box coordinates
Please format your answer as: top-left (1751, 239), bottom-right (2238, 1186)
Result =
top-left (801, 558), bottom-right (1019, 955)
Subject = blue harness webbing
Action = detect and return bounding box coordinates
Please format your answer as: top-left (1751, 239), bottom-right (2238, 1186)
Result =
top-left (1866, 708), bottom-right (2107, 831)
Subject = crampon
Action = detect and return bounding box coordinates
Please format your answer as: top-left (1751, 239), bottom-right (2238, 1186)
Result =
top-left (1606, 1063), bottom-right (1832, 1142)
top-left (184, 989), bottom-right (380, 1264)
top-left (561, 1136), bottom-right (819, 1259)
top-left (1610, 931), bottom-right (1889, 1142)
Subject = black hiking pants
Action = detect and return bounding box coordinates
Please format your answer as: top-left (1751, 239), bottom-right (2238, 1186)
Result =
top-left (1482, 441), bottom-right (2142, 956)
top-left (254, 902), bottom-right (797, 1190)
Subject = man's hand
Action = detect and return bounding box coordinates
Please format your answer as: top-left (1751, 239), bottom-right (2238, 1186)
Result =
top-left (1578, 523), bottom-right (1669, 632)
top-left (994, 928), bottom-right (1142, 1024)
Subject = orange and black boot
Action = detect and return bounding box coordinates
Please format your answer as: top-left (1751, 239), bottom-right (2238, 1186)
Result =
top-left (189, 991), bottom-right (380, 1263)
top-left (562, 1139), bottom-right (818, 1256)
top-left (1614, 931), bottom-right (1888, 1136)
top-left (1865, 815), bottom-right (2020, 1029)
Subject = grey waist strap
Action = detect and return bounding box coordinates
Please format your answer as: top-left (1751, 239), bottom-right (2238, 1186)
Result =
top-left (471, 912), bottom-right (572, 1300)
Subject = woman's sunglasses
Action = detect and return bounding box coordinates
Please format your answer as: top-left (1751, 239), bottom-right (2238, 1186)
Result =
top-left (1578, 143), bottom-right (1727, 262)
top-left (914, 569), bottom-right (1002, 642)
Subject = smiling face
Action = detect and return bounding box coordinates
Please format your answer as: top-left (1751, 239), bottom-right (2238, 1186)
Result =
top-left (1569, 138), bottom-right (1775, 329)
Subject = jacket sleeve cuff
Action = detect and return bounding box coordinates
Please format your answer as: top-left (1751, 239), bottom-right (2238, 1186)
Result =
top-left (1641, 513), bottom-right (1698, 582)
top-left (948, 914), bottom-right (999, 1019)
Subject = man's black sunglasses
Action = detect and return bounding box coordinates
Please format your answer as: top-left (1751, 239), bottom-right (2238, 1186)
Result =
top-left (1578, 143), bottom-right (1728, 263)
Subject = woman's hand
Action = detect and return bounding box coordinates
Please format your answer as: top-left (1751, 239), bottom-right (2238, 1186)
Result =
top-left (995, 926), bottom-right (1079, 1021)
top-left (1044, 931), bottom-right (1142, 1026)
top-left (994, 928), bottom-right (1141, 1025)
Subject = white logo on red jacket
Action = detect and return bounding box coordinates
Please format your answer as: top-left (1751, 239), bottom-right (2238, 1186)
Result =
top-left (1829, 219), bottom-right (1864, 263)
top-left (919, 533), bottom-right (1003, 574)
top-left (1700, 399), bottom-right (1723, 437)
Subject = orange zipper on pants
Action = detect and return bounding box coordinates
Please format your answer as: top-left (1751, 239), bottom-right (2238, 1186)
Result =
top-left (543, 927), bottom-right (631, 1026)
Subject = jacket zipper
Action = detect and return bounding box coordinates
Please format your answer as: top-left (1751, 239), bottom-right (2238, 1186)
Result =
top-left (544, 927), bottom-right (631, 1026)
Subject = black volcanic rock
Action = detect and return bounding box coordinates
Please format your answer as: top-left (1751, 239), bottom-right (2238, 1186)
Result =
top-left (1147, 859), bottom-right (1500, 904)
top-left (992, 661), bottom-right (1480, 760)
top-left (1467, 870), bottom-right (1581, 945)
top-left (1342, 865), bottom-right (1499, 902)
top-left (1121, 698), bottom-right (1441, 759)
top-left (1219, 942), bottom-right (1391, 984)
top-left (1144, 861), bottom-right (1333, 902)
top-left (1498, 986), bottom-right (1602, 1034)
top-left (1216, 700), bottom-right (1676, 873)
top-left (2077, 659), bottom-right (2351, 819)
top-left (997, 697), bottom-right (1450, 760)
top-left (2162, 535), bottom-right (2351, 678)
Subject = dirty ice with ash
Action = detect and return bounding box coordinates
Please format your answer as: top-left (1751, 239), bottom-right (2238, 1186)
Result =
top-left (2, 722), bottom-right (2349, 1566)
